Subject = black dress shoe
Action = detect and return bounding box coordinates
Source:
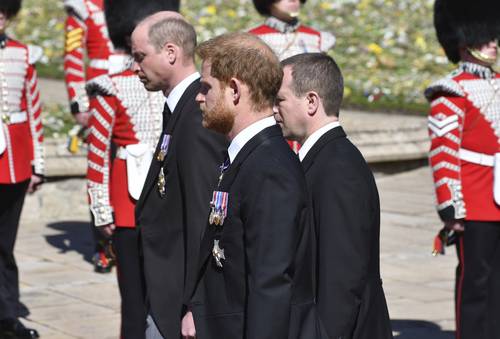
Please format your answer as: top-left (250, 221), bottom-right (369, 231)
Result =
top-left (0, 319), bottom-right (39, 339)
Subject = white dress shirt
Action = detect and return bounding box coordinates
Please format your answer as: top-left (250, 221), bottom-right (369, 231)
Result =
top-left (228, 116), bottom-right (276, 163)
top-left (298, 121), bottom-right (341, 162)
top-left (165, 72), bottom-right (200, 113)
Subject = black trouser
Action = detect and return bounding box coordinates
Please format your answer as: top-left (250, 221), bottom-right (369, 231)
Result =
top-left (455, 220), bottom-right (500, 339)
top-left (0, 181), bottom-right (29, 320)
top-left (113, 227), bottom-right (147, 339)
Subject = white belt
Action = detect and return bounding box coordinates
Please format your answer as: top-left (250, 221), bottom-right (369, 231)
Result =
top-left (459, 148), bottom-right (500, 205)
top-left (1, 111), bottom-right (28, 125)
top-left (116, 146), bottom-right (128, 160)
top-left (459, 148), bottom-right (495, 167)
top-left (89, 58), bottom-right (109, 70)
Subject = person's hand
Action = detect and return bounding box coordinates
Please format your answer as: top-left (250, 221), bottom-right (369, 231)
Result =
top-left (444, 219), bottom-right (465, 232)
top-left (27, 174), bottom-right (43, 194)
top-left (181, 311), bottom-right (196, 338)
top-left (98, 224), bottom-right (116, 238)
top-left (74, 111), bottom-right (90, 127)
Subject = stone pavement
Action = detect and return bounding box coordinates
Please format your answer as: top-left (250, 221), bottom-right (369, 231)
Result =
top-left (14, 165), bottom-right (456, 339)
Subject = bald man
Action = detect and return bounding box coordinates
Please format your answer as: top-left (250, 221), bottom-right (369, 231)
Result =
top-left (131, 13), bottom-right (227, 339)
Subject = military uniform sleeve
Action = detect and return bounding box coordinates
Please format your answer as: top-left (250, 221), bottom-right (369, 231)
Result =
top-left (25, 54), bottom-right (44, 176)
top-left (86, 93), bottom-right (116, 226)
top-left (63, 11), bottom-right (88, 114)
top-left (425, 79), bottom-right (466, 221)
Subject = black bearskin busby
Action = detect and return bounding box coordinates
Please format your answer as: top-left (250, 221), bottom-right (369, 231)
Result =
top-left (105, 0), bottom-right (180, 52)
top-left (0, 0), bottom-right (21, 19)
top-left (434, 0), bottom-right (500, 63)
top-left (253, 0), bottom-right (306, 16)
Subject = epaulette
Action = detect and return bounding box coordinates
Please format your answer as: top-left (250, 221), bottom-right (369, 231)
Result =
top-left (27, 45), bottom-right (43, 65)
top-left (424, 71), bottom-right (465, 101)
top-left (63, 0), bottom-right (89, 20)
top-left (86, 74), bottom-right (116, 97)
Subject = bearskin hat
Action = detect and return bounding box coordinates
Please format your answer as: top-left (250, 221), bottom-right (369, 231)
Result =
top-left (0, 0), bottom-right (21, 19)
top-left (434, 0), bottom-right (500, 63)
top-left (253, 0), bottom-right (306, 17)
top-left (105, 0), bottom-right (180, 52)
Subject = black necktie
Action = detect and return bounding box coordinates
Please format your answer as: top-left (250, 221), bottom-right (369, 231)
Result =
top-left (162, 101), bottom-right (172, 130)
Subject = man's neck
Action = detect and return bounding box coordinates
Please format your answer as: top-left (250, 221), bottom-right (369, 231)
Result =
top-left (300, 117), bottom-right (339, 144)
top-left (163, 64), bottom-right (197, 97)
top-left (228, 109), bottom-right (273, 141)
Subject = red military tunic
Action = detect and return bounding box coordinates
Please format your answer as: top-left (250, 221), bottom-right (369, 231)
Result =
top-left (85, 55), bottom-right (164, 227)
top-left (249, 16), bottom-right (335, 152)
top-left (426, 62), bottom-right (500, 221)
top-left (0, 38), bottom-right (44, 184)
top-left (63, 0), bottom-right (114, 113)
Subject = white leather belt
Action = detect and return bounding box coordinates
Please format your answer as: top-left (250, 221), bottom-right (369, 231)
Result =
top-left (1, 111), bottom-right (28, 125)
top-left (116, 146), bottom-right (128, 160)
top-left (89, 58), bottom-right (109, 70)
top-left (459, 148), bottom-right (495, 167)
top-left (459, 148), bottom-right (500, 205)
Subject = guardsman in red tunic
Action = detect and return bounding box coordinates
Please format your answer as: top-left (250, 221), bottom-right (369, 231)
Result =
top-left (0, 1), bottom-right (42, 338)
top-left (87, 1), bottom-right (177, 337)
top-left (249, 0), bottom-right (335, 152)
top-left (63, 0), bottom-right (117, 273)
top-left (63, 0), bottom-right (113, 124)
top-left (426, 1), bottom-right (500, 338)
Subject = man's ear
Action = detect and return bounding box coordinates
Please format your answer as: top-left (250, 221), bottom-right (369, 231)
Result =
top-left (306, 91), bottom-right (320, 117)
top-left (228, 78), bottom-right (241, 104)
top-left (163, 43), bottom-right (178, 64)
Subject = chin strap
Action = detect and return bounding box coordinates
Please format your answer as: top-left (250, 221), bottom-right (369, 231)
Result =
top-left (467, 47), bottom-right (498, 66)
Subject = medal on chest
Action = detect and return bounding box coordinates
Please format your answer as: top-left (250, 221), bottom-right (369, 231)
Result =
top-left (212, 239), bottom-right (226, 268)
top-left (156, 134), bottom-right (171, 162)
top-left (157, 167), bottom-right (166, 198)
top-left (209, 191), bottom-right (229, 226)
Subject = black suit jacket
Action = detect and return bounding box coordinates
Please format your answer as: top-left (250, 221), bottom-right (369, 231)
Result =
top-left (302, 126), bottom-right (393, 339)
top-left (190, 125), bottom-right (318, 339)
top-left (135, 79), bottom-right (228, 339)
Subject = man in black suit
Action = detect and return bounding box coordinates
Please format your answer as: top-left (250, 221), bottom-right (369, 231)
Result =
top-left (186, 32), bottom-right (317, 339)
top-left (275, 53), bottom-right (393, 339)
top-left (131, 12), bottom-right (227, 339)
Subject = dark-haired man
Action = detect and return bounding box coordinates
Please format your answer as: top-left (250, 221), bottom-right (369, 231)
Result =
top-left (275, 53), bottom-right (393, 339)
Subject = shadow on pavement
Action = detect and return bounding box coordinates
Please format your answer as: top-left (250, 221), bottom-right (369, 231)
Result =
top-left (392, 320), bottom-right (454, 339)
top-left (45, 221), bottom-right (94, 263)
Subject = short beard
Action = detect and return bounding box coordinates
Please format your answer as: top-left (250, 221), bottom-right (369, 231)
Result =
top-left (202, 94), bottom-right (235, 135)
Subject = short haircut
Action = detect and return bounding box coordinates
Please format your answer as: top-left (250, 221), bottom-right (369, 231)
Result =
top-left (148, 18), bottom-right (196, 59)
top-left (196, 32), bottom-right (283, 111)
top-left (281, 53), bottom-right (344, 117)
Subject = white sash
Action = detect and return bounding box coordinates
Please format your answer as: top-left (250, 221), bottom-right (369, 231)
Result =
top-left (125, 144), bottom-right (153, 200)
top-left (0, 119), bottom-right (6, 155)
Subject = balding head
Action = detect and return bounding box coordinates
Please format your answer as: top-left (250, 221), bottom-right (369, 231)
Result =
top-left (196, 32), bottom-right (282, 111)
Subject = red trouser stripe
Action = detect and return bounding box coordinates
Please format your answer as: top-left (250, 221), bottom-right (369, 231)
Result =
top-left (456, 236), bottom-right (465, 339)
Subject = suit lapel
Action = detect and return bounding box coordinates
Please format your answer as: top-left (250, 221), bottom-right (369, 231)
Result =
top-left (301, 126), bottom-right (346, 172)
top-left (136, 79), bottom-right (201, 212)
top-left (196, 125), bottom-right (284, 272)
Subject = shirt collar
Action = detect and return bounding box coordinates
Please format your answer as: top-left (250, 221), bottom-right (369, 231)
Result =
top-left (459, 62), bottom-right (496, 80)
top-left (265, 16), bottom-right (300, 33)
top-left (228, 116), bottom-right (276, 163)
top-left (298, 121), bottom-right (341, 161)
top-left (166, 72), bottom-right (200, 113)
